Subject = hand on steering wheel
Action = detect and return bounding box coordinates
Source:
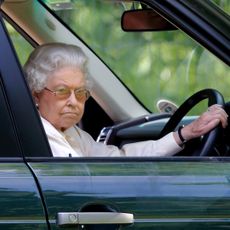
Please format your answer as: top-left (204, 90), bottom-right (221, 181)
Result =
top-left (159, 89), bottom-right (225, 156)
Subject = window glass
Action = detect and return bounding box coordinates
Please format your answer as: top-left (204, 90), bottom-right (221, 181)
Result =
top-left (32, 1), bottom-right (230, 114)
top-left (3, 19), bottom-right (33, 65)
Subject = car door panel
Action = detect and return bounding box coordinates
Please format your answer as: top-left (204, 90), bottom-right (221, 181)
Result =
top-left (29, 160), bottom-right (230, 229)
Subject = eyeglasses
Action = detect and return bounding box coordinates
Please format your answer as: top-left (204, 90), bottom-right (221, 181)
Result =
top-left (44, 87), bottom-right (90, 102)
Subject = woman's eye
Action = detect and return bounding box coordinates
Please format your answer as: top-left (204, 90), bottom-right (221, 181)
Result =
top-left (56, 88), bottom-right (70, 95)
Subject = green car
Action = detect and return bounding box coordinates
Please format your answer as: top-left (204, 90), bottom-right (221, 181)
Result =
top-left (0, 0), bottom-right (229, 229)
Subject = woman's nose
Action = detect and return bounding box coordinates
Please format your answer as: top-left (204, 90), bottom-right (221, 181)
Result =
top-left (67, 91), bottom-right (78, 105)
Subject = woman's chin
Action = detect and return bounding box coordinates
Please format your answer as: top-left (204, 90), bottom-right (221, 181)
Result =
top-left (60, 119), bottom-right (80, 131)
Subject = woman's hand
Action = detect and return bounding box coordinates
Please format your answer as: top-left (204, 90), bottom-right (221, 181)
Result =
top-left (174, 104), bottom-right (228, 145)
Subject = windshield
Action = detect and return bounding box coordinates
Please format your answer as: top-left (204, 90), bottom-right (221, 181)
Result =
top-left (41, 0), bottom-right (229, 114)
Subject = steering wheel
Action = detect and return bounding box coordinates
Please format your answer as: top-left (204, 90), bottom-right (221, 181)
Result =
top-left (159, 89), bottom-right (224, 156)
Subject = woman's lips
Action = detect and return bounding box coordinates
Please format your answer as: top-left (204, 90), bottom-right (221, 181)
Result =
top-left (62, 112), bottom-right (78, 117)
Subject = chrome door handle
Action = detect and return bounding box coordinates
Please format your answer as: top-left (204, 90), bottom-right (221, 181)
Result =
top-left (57, 212), bottom-right (134, 226)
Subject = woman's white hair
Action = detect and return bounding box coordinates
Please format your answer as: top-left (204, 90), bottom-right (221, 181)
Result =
top-left (24, 42), bottom-right (90, 92)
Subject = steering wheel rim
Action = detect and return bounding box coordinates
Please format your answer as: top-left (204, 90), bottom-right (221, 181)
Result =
top-left (159, 89), bottom-right (224, 156)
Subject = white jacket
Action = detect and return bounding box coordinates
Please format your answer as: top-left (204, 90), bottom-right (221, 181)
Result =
top-left (41, 117), bottom-right (182, 157)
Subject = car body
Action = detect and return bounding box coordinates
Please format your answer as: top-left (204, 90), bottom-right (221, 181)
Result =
top-left (0, 0), bottom-right (230, 229)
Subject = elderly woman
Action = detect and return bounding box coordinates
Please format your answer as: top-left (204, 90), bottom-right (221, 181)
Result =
top-left (24, 43), bottom-right (228, 157)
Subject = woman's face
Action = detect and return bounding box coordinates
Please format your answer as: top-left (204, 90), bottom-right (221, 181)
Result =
top-left (34, 67), bottom-right (88, 131)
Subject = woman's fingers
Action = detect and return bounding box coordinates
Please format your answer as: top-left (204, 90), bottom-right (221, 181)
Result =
top-left (206, 105), bottom-right (228, 128)
top-left (182, 104), bottom-right (228, 140)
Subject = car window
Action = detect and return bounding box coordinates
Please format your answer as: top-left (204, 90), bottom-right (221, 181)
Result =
top-left (1, 0), bottom-right (229, 159)
top-left (42, 0), bottom-right (230, 114)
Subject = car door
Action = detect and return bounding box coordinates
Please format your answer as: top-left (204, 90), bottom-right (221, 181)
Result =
top-left (25, 158), bottom-right (230, 230)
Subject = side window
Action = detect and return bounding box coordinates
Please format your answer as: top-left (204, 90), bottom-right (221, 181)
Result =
top-left (0, 77), bottom-right (21, 157)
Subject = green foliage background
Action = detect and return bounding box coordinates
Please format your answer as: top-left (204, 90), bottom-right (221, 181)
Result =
top-left (6, 0), bottom-right (230, 114)
top-left (55, 0), bottom-right (229, 114)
